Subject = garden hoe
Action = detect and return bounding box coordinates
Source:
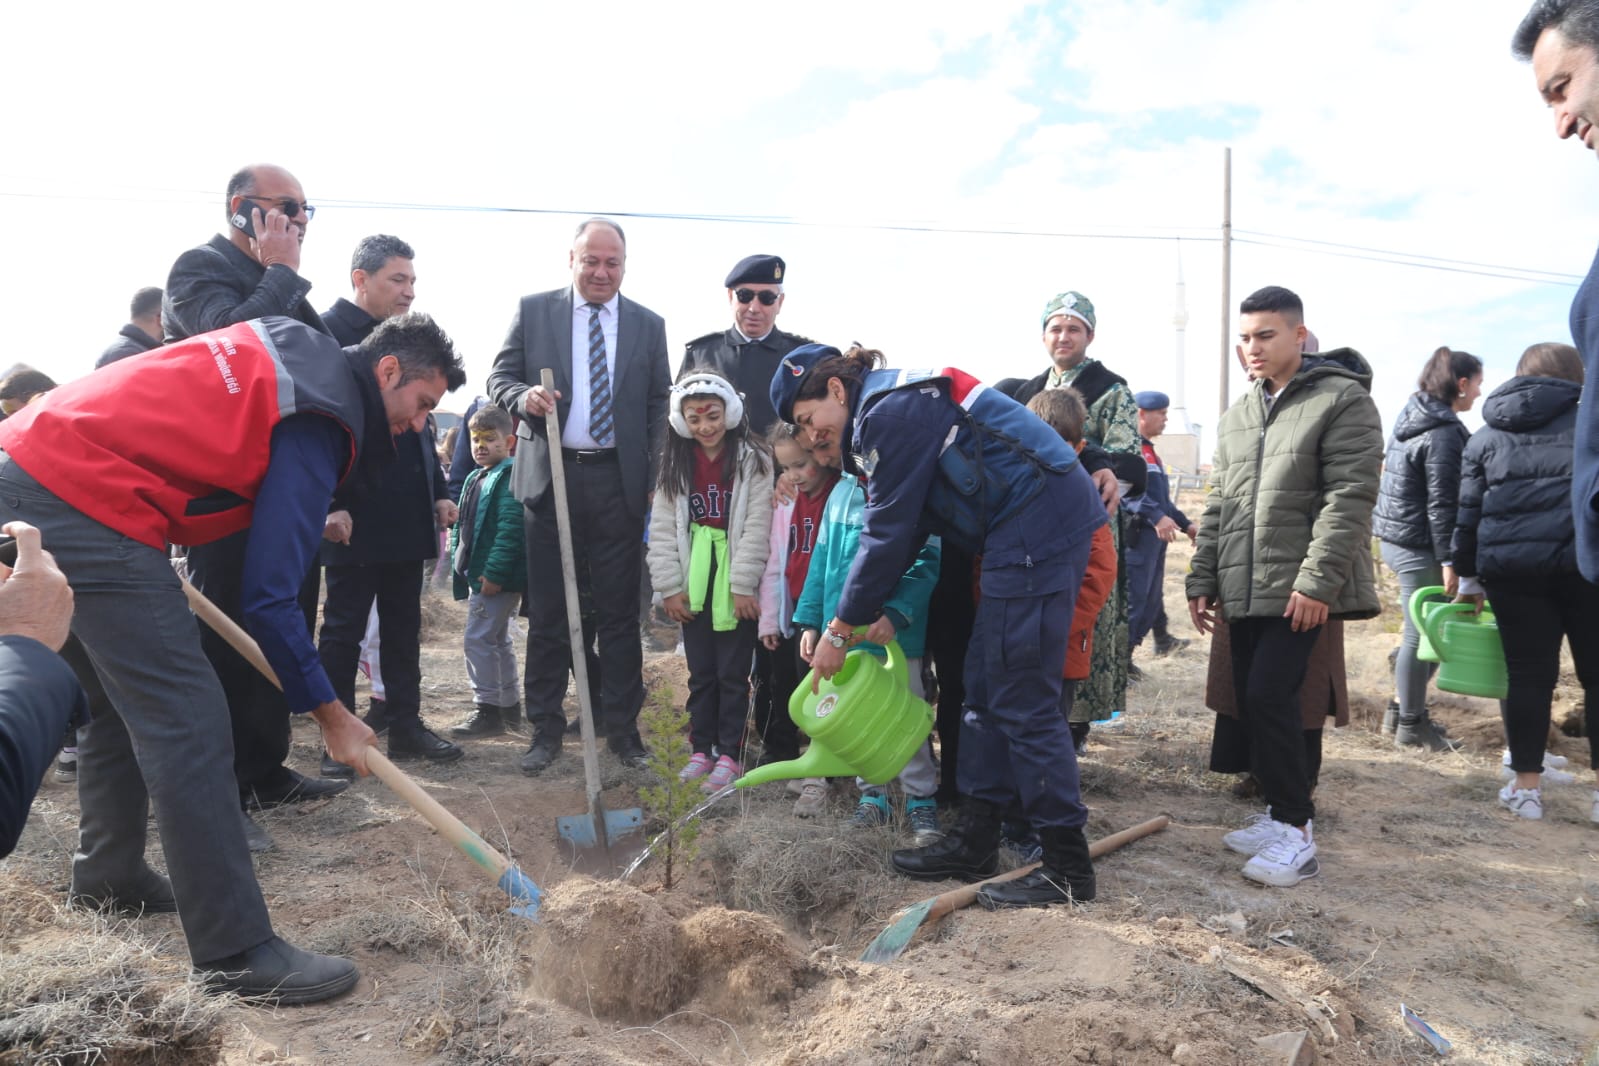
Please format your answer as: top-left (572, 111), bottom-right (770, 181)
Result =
top-left (539, 368), bottom-right (645, 875)
top-left (181, 577), bottom-right (543, 920)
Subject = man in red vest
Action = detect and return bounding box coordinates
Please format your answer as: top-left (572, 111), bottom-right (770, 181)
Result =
top-left (0, 313), bottom-right (464, 1005)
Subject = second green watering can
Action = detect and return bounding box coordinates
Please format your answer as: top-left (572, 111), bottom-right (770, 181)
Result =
top-left (1421, 602), bottom-right (1508, 700)
top-left (735, 640), bottom-right (933, 788)
top-left (1406, 585), bottom-right (1453, 663)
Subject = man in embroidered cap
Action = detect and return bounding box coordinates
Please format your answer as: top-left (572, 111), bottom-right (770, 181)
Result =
top-left (1123, 390), bottom-right (1196, 669)
top-left (997, 292), bottom-right (1143, 747)
top-left (680, 255), bottom-right (813, 436)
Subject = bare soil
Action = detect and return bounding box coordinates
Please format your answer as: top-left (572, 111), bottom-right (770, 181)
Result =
top-left (5, 498), bottom-right (1598, 1064)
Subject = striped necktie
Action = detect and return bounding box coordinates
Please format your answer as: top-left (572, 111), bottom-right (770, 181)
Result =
top-left (586, 303), bottom-right (614, 446)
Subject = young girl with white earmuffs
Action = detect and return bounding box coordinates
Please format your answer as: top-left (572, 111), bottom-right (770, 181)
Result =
top-left (647, 370), bottom-right (774, 793)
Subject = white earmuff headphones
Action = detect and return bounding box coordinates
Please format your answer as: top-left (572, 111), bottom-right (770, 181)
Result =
top-left (669, 373), bottom-right (745, 438)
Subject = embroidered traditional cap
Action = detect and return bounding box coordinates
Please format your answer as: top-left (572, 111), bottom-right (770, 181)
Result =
top-left (1134, 390), bottom-right (1170, 411)
top-left (769, 342), bottom-right (841, 424)
top-left (725, 254), bottom-right (785, 288)
top-left (1041, 291), bottom-right (1096, 331)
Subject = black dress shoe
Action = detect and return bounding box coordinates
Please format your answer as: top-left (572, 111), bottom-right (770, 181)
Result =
top-left (609, 736), bottom-right (651, 770)
top-left (519, 735), bottom-right (561, 776)
top-left (449, 704), bottom-right (504, 738)
top-left (241, 811), bottom-right (274, 853)
top-left (70, 865), bottom-right (178, 915)
top-left (1153, 635), bottom-right (1190, 657)
top-left (387, 725), bottom-right (465, 763)
top-left (195, 935), bottom-right (359, 1005)
top-left (244, 768), bottom-right (350, 809)
top-left (320, 750), bottom-right (355, 779)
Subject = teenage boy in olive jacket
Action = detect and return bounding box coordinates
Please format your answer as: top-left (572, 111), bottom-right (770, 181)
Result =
top-left (1187, 286), bottom-right (1381, 888)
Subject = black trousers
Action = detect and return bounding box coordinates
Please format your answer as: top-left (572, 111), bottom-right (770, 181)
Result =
top-left (1209, 711), bottom-right (1325, 793)
top-left (926, 542), bottom-right (975, 802)
top-left (1228, 617), bottom-right (1321, 827)
top-left (1486, 573), bottom-right (1599, 773)
top-left (751, 635), bottom-right (803, 761)
top-left (187, 530), bottom-right (292, 796)
top-left (522, 455), bottom-right (645, 746)
top-left (319, 561), bottom-right (424, 729)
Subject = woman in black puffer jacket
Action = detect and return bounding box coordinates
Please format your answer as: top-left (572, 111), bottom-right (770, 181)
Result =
top-left (1372, 346), bottom-right (1482, 749)
top-left (1453, 343), bottom-right (1599, 825)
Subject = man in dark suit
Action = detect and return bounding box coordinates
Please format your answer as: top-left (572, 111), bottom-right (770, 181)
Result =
top-left (96, 287), bottom-right (164, 368)
top-left (163, 164), bottom-right (345, 849)
top-left (487, 218), bottom-right (670, 774)
top-left (318, 235), bottom-right (462, 768)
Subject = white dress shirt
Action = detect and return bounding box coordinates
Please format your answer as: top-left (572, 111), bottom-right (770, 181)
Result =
top-left (563, 290), bottom-right (620, 450)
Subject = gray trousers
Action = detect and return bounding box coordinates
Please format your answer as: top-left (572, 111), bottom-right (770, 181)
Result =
top-left (1381, 541), bottom-right (1441, 722)
top-left (0, 458), bottom-right (272, 963)
top-left (464, 588), bottom-right (520, 706)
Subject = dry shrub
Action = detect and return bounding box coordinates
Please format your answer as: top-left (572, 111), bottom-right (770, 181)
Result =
top-left (0, 928), bottom-right (233, 1066)
top-left (704, 814), bottom-right (900, 942)
top-left (677, 906), bottom-right (814, 1019)
top-left (527, 879), bottom-right (683, 1022)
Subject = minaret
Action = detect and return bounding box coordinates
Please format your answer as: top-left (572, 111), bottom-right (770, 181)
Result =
top-left (1169, 250), bottom-right (1194, 436)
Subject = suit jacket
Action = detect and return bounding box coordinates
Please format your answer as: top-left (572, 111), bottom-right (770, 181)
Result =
top-left (162, 234), bottom-right (329, 343)
top-left (486, 287), bottom-right (669, 522)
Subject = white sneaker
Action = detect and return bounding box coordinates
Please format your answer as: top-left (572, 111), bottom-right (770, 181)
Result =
top-left (1241, 822), bottom-right (1319, 887)
top-left (1224, 812), bottom-right (1313, 857)
top-left (1591, 790), bottom-right (1599, 826)
top-left (1497, 782), bottom-right (1543, 820)
top-left (1501, 764), bottom-right (1577, 786)
top-left (1502, 748), bottom-right (1569, 771)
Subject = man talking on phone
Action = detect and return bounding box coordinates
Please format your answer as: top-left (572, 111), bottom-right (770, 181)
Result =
top-left (162, 165), bottom-right (345, 849)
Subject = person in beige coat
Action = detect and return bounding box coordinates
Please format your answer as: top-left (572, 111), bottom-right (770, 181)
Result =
top-left (648, 371), bottom-right (773, 792)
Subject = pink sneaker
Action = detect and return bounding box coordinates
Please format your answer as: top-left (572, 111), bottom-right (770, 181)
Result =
top-left (701, 755), bottom-right (743, 794)
top-left (679, 752), bottom-right (713, 782)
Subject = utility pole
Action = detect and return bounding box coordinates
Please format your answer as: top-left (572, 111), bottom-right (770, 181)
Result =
top-left (1219, 147), bottom-right (1233, 420)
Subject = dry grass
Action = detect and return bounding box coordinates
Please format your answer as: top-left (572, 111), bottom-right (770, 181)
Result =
top-left (0, 914), bottom-right (234, 1066)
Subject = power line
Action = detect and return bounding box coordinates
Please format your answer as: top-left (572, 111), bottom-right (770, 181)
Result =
top-left (1235, 228), bottom-right (1583, 284)
top-left (1232, 235), bottom-right (1581, 286)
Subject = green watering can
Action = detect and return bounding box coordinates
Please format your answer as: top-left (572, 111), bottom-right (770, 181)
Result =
top-left (1406, 585), bottom-right (1454, 663)
top-left (1421, 602), bottom-right (1508, 700)
top-left (735, 640), bottom-right (934, 788)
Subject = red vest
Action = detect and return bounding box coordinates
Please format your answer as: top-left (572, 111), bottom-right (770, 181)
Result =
top-left (0, 317), bottom-right (365, 549)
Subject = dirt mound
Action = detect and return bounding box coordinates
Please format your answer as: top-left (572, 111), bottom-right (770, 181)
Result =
top-left (678, 906), bottom-right (814, 1019)
top-left (528, 879), bottom-right (684, 1023)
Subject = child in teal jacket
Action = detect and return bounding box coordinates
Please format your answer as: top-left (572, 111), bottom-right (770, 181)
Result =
top-left (793, 471), bottom-right (942, 841)
top-left (445, 406), bottom-right (528, 737)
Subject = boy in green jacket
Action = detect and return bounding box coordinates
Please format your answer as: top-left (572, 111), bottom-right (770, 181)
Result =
top-left (447, 405), bottom-right (528, 738)
top-left (1187, 286), bottom-right (1382, 888)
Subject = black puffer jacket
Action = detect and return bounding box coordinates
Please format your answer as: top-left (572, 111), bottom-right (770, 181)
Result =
top-left (1371, 392), bottom-right (1470, 561)
top-left (1451, 376), bottom-right (1581, 580)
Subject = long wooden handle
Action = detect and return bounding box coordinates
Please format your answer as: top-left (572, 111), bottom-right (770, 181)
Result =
top-left (921, 814), bottom-right (1171, 924)
top-left (180, 574), bottom-right (515, 881)
top-left (539, 368), bottom-right (604, 806)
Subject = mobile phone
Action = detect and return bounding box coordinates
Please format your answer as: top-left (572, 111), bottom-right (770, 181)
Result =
top-left (229, 197), bottom-right (262, 239)
top-left (0, 536), bottom-right (15, 568)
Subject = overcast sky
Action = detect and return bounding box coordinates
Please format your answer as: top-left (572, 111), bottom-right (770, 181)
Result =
top-left (4, 0), bottom-right (1594, 457)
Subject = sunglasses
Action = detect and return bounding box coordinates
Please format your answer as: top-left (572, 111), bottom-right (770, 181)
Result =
top-left (734, 288), bottom-right (780, 306)
top-left (246, 196), bottom-right (317, 221)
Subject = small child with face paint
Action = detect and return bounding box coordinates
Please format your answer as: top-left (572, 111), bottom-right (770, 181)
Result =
top-left (758, 422), bottom-right (841, 815)
top-left (445, 404), bottom-right (527, 738)
top-left (648, 371), bottom-right (774, 793)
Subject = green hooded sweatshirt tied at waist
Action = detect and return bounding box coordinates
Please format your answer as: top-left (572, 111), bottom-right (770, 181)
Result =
top-left (1186, 348), bottom-right (1383, 622)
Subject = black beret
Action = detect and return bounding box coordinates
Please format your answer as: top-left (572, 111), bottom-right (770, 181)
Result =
top-left (725, 254), bottom-right (785, 288)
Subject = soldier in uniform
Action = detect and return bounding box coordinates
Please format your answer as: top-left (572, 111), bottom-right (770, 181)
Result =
top-left (680, 254), bottom-right (813, 764)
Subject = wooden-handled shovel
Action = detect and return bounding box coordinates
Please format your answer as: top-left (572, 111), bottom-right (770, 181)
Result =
top-left (860, 814), bottom-right (1170, 962)
top-left (181, 577), bottom-right (542, 918)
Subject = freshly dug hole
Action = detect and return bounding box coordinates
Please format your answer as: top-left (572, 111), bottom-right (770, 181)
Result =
top-left (527, 879), bottom-right (683, 1022)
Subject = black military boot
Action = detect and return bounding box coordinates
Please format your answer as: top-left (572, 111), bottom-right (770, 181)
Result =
top-left (450, 704), bottom-right (504, 738)
top-left (501, 703), bottom-right (524, 731)
top-left (891, 797), bottom-right (1001, 882)
top-left (977, 825), bottom-right (1096, 908)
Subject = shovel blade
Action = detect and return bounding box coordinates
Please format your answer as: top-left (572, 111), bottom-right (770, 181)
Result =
top-left (557, 805), bottom-right (647, 876)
